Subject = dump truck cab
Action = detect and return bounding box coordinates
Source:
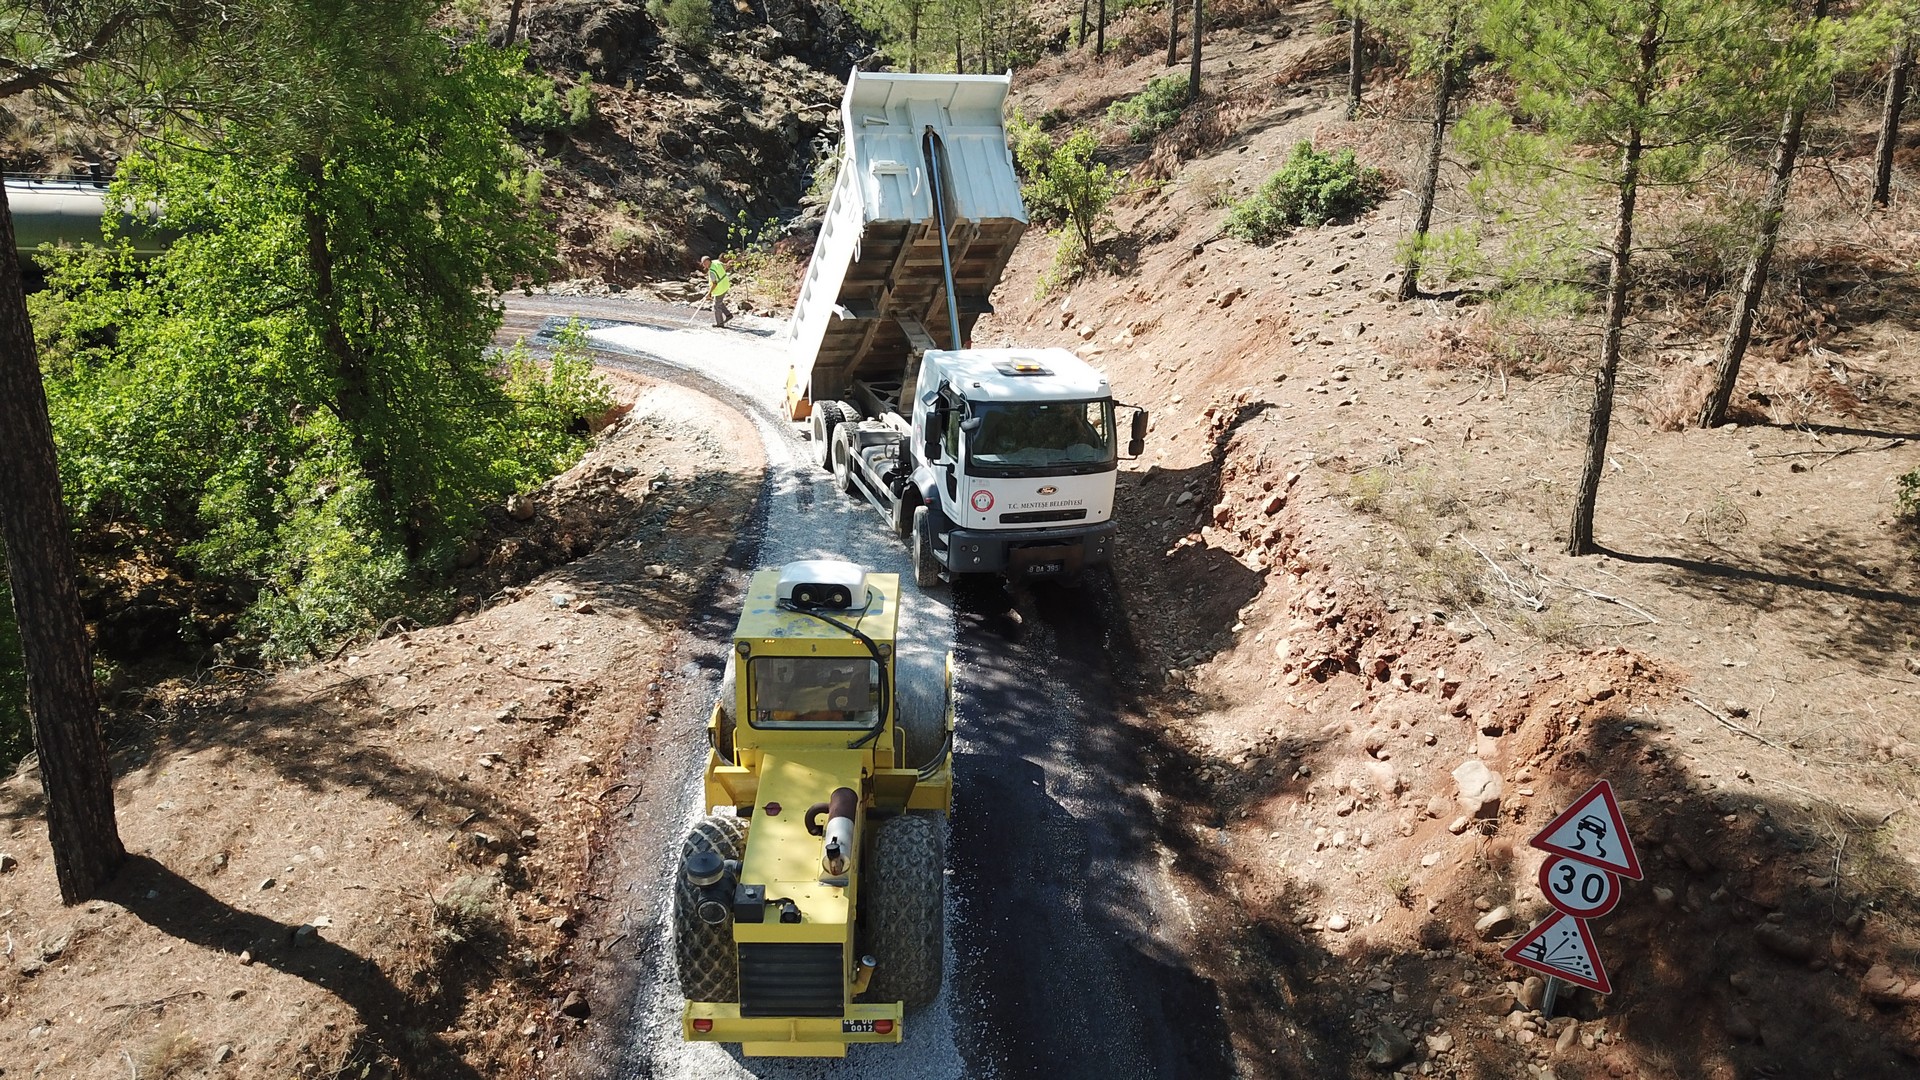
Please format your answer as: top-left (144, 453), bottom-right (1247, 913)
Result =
top-left (677, 560), bottom-right (953, 1057)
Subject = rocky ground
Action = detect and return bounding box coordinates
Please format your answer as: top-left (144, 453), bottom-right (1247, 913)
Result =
top-left (972, 5), bottom-right (1920, 1076)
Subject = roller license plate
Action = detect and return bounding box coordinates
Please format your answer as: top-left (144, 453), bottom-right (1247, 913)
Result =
top-left (1025, 561), bottom-right (1065, 576)
top-left (842, 1019), bottom-right (884, 1033)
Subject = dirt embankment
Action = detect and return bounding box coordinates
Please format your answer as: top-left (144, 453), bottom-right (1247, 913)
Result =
top-left (0, 374), bottom-right (761, 1078)
top-left (978, 7), bottom-right (1920, 1077)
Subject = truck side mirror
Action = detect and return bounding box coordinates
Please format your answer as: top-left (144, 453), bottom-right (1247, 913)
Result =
top-left (925, 405), bottom-right (947, 459)
top-left (1127, 409), bottom-right (1148, 458)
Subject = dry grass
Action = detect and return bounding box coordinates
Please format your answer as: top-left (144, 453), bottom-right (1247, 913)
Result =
top-left (1642, 365), bottom-right (1714, 432)
top-left (1137, 91), bottom-right (1265, 182)
top-left (135, 1024), bottom-right (202, 1080)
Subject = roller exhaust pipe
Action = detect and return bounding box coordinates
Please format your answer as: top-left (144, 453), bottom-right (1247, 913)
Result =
top-left (807, 787), bottom-right (859, 877)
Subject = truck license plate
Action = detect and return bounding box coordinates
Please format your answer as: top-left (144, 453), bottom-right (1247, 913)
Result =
top-left (843, 1019), bottom-right (883, 1033)
top-left (1027, 561), bottom-right (1064, 575)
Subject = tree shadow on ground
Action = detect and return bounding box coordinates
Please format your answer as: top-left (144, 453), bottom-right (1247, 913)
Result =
top-left (109, 855), bottom-right (488, 1079)
top-left (1597, 538), bottom-right (1919, 672)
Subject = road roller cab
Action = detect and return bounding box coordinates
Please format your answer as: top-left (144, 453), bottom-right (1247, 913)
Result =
top-left (676, 560), bottom-right (954, 1057)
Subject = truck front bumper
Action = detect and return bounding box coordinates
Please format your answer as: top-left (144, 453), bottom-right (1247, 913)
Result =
top-left (684, 1001), bottom-right (905, 1057)
top-left (942, 520), bottom-right (1116, 579)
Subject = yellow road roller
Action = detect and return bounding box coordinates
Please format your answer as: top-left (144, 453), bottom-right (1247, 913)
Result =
top-left (676, 559), bottom-right (953, 1057)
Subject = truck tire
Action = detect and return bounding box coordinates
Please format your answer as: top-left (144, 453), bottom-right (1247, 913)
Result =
top-left (833, 428), bottom-right (860, 496)
top-left (859, 812), bottom-right (945, 1007)
top-left (892, 680), bottom-right (951, 771)
top-left (811, 401), bottom-right (850, 470)
top-left (910, 506), bottom-right (942, 589)
top-left (674, 814), bottom-right (748, 1002)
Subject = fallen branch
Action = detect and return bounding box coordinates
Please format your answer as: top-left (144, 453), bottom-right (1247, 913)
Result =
top-left (1548, 577), bottom-right (1662, 625)
top-left (1459, 537), bottom-right (1545, 611)
top-left (1755, 438), bottom-right (1905, 464)
top-left (1688, 696), bottom-right (1791, 753)
top-left (105, 989), bottom-right (207, 1013)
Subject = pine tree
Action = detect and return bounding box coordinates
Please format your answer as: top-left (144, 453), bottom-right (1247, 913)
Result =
top-left (1477, 0), bottom-right (1792, 554)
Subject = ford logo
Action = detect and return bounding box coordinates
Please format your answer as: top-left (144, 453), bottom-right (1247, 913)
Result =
top-left (1037, 485), bottom-right (1057, 495)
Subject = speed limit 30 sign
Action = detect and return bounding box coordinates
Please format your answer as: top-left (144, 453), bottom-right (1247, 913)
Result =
top-left (1538, 855), bottom-right (1620, 919)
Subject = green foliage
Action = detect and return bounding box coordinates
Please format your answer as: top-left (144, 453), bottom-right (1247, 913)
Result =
top-left (1107, 75), bottom-right (1192, 142)
top-left (720, 213), bottom-right (803, 307)
top-left (501, 321), bottom-right (615, 479)
top-left (1009, 117), bottom-right (1121, 268)
top-left (1224, 141), bottom-right (1386, 242)
top-left (1899, 469), bottom-right (1920, 526)
top-left (33, 41), bottom-right (573, 662)
top-left (649, 0), bottom-right (714, 48)
top-left (520, 72), bottom-right (594, 131)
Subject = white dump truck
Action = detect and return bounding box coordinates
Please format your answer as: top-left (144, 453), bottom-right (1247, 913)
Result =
top-left (783, 71), bottom-right (1147, 587)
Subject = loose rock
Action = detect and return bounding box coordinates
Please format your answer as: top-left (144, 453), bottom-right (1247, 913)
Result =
top-left (1452, 759), bottom-right (1504, 819)
top-left (1365, 1020), bottom-right (1414, 1069)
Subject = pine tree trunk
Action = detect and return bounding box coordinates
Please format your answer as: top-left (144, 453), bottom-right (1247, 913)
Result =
top-left (299, 165), bottom-right (401, 544)
top-left (1873, 36), bottom-right (1913, 208)
top-left (1166, 0), bottom-right (1178, 66)
top-left (1699, 20), bottom-right (1820, 429)
top-left (1347, 13), bottom-right (1364, 120)
top-left (910, 12), bottom-right (920, 72)
top-left (1188, 0), bottom-right (1202, 96)
top-left (505, 0), bottom-right (523, 44)
top-left (1398, 41), bottom-right (1456, 302)
top-left (1568, 19), bottom-right (1658, 557)
top-left (0, 184), bottom-right (127, 904)
top-left (1096, 0), bottom-right (1106, 57)
top-left (1079, 0), bottom-right (1089, 46)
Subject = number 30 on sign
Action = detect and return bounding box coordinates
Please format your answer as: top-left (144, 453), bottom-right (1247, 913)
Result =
top-left (1537, 855), bottom-right (1620, 919)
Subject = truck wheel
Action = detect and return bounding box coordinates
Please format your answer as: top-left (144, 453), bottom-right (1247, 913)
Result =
top-left (859, 813), bottom-right (945, 1007)
top-left (811, 401), bottom-right (849, 470)
top-left (833, 428), bottom-right (860, 496)
top-left (674, 814), bottom-right (747, 1002)
top-left (893, 680), bottom-right (951, 771)
top-left (910, 506), bottom-right (942, 589)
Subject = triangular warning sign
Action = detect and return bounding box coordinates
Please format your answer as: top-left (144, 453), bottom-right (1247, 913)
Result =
top-left (1528, 779), bottom-right (1642, 880)
top-left (1502, 911), bottom-right (1612, 994)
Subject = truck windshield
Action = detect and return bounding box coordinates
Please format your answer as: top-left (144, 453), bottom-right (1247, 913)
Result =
top-left (965, 400), bottom-right (1115, 475)
top-left (749, 656), bottom-right (881, 729)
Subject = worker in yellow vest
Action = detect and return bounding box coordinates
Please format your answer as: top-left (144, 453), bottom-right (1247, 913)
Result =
top-left (700, 255), bottom-right (733, 328)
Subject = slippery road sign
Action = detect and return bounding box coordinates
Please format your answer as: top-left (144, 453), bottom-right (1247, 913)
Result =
top-left (1538, 855), bottom-right (1620, 919)
top-left (1502, 911), bottom-right (1613, 994)
top-left (1528, 779), bottom-right (1642, 880)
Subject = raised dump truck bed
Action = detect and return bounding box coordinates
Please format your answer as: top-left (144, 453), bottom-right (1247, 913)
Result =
top-left (783, 72), bottom-right (1028, 419)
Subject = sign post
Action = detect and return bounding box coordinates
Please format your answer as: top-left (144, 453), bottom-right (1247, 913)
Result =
top-left (1505, 780), bottom-right (1641, 1016)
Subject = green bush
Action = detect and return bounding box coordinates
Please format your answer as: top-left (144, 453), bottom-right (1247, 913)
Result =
top-left (648, 0), bottom-right (713, 48)
top-left (521, 73), bottom-right (594, 131)
top-left (1899, 469), bottom-right (1920, 524)
top-left (1224, 141), bottom-right (1386, 243)
top-left (1009, 118), bottom-right (1121, 258)
top-left (1107, 75), bottom-right (1192, 142)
